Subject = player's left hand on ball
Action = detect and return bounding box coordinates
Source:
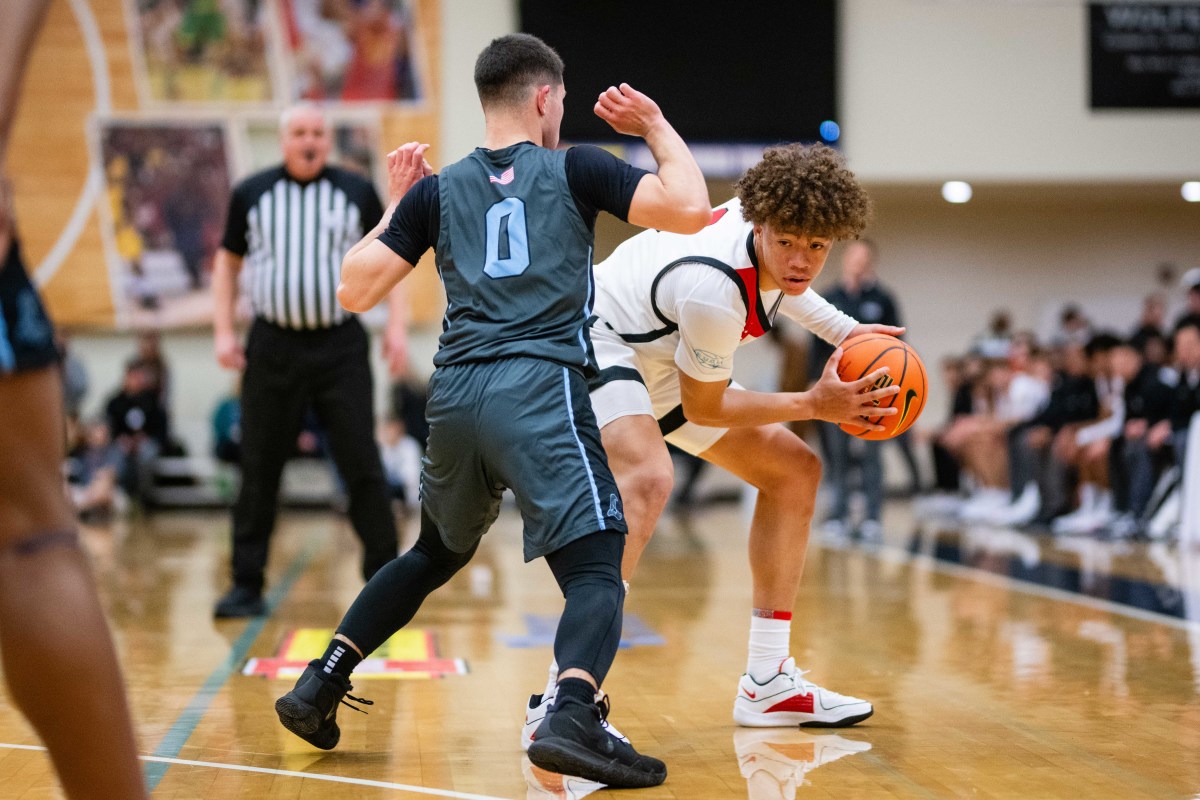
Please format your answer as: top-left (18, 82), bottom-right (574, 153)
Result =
top-left (849, 323), bottom-right (906, 339)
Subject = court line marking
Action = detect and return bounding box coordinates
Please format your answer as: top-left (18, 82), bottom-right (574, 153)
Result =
top-left (34, 0), bottom-right (110, 289)
top-left (824, 536), bottom-right (1200, 631)
top-left (144, 538), bottom-right (320, 790)
top-left (0, 743), bottom-right (507, 800)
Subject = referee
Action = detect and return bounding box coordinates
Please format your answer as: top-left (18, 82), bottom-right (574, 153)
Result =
top-left (211, 103), bottom-right (405, 618)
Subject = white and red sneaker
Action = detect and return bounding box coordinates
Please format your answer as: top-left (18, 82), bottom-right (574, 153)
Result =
top-left (734, 728), bottom-right (872, 799)
top-left (521, 688), bottom-right (630, 752)
top-left (733, 658), bottom-right (873, 728)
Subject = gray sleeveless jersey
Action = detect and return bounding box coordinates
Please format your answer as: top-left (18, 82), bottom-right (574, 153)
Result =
top-left (434, 143), bottom-right (596, 371)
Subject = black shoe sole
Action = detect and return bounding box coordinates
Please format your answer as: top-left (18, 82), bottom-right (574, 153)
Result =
top-left (800, 708), bottom-right (874, 728)
top-left (527, 737), bottom-right (666, 789)
top-left (275, 694), bottom-right (339, 750)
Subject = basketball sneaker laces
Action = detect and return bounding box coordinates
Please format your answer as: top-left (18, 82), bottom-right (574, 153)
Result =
top-left (338, 691), bottom-right (374, 715)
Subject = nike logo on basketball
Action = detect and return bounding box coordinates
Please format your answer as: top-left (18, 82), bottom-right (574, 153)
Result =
top-left (488, 166), bottom-right (515, 184)
top-left (897, 389), bottom-right (918, 428)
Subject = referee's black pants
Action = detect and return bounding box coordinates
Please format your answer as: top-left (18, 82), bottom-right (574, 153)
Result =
top-left (231, 318), bottom-right (398, 592)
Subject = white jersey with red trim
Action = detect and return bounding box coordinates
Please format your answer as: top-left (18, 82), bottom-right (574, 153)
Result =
top-left (592, 197), bottom-right (856, 388)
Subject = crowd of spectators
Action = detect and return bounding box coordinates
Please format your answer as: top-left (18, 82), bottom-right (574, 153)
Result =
top-left (924, 273), bottom-right (1200, 540)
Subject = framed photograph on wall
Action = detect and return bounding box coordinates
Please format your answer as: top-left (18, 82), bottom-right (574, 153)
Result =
top-left (92, 117), bottom-right (235, 329)
top-left (279, 0), bottom-right (427, 105)
top-left (125, 0), bottom-right (281, 105)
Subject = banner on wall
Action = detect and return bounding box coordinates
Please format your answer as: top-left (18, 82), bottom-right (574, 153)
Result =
top-left (1090, 2), bottom-right (1200, 108)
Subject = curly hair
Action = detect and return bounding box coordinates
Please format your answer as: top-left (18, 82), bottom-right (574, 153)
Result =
top-left (736, 143), bottom-right (871, 239)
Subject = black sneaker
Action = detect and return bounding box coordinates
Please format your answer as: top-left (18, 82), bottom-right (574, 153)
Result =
top-left (526, 696), bottom-right (667, 788)
top-left (275, 659), bottom-right (373, 750)
top-left (213, 586), bottom-right (265, 618)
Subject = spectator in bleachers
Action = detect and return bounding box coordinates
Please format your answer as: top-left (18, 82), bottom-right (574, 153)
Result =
top-left (971, 309), bottom-right (1014, 360)
top-left (996, 341), bottom-right (1100, 527)
top-left (1158, 320), bottom-right (1200, 470)
top-left (104, 359), bottom-right (170, 504)
top-left (56, 330), bottom-right (88, 420)
top-left (1139, 328), bottom-right (1175, 383)
top-left (1107, 338), bottom-right (1175, 537)
top-left (1175, 269), bottom-right (1200, 331)
top-left (134, 329), bottom-right (171, 404)
top-left (952, 337), bottom-right (1051, 522)
top-left (66, 417), bottom-right (124, 522)
top-left (1051, 304), bottom-right (1091, 349)
top-left (1051, 333), bottom-right (1124, 535)
top-left (927, 355), bottom-right (971, 495)
top-left (1130, 293), bottom-right (1167, 353)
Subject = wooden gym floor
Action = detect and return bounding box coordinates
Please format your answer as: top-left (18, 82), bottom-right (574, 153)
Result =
top-left (2, 498), bottom-right (1199, 799)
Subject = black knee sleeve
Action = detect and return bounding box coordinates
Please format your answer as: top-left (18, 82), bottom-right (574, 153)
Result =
top-left (336, 506), bottom-right (476, 654)
top-left (545, 531), bottom-right (625, 687)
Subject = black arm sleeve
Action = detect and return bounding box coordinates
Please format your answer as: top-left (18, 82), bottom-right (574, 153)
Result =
top-left (377, 175), bottom-right (439, 266)
top-left (564, 145), bottom-right (650, 228)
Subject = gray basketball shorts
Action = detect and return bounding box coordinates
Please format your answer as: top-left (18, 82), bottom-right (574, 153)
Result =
top-left (421, 356), bottom-right (627, 562)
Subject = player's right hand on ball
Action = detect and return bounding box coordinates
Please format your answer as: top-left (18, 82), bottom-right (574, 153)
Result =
top-left (808, 347), bottom-right (899, 430)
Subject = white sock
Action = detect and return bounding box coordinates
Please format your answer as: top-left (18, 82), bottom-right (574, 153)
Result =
top-left (1078, 482), bottom-right (1098, 512)
top-left (746, 612), bottom-right (792, 682)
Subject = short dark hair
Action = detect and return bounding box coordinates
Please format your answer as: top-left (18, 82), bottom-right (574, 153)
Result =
top-left (474, 33), bottom-right (564, 109)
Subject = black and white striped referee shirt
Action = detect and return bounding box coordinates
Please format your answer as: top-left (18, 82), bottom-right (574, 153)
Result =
top-left (221, 165), bottom-right (383, 329)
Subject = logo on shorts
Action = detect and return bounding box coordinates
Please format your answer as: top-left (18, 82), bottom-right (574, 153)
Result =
top-left (607, 494), bottom-right (624, 522)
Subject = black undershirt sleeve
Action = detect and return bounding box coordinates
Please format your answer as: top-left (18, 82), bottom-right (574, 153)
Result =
top-left (564, 145), bottom-right (650, 230)
top-left (377, 175), bottom-right (440, 265)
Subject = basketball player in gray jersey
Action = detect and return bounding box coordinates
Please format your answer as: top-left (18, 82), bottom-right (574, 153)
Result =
top-left (275, 33), bottom-right (709, 788)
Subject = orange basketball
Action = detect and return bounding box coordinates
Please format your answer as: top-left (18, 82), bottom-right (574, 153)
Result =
top-left (835, 334), bottom-right (927, 441)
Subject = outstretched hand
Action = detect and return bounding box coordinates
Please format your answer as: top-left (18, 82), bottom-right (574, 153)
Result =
top-left (386, 142), bottom-right (433, 203)
top-left (806, 347), bottom-right (900, 431)
top-left (593, 83), bottom-right (665, 138)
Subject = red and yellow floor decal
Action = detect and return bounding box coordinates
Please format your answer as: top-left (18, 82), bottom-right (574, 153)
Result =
top-left (243, 628), bottom-right (468, 680)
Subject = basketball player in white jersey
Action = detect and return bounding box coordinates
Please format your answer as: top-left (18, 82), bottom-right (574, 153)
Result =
top-left (523, 143), bottom-right (903, 746)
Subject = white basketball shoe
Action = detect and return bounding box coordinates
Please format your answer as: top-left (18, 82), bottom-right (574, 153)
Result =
top-left (734, 728), bottom-right (872, 799)
top-left (521, 688), bottom-right (629, 752)
top-left (734, 658), bottom-right (873, 728)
